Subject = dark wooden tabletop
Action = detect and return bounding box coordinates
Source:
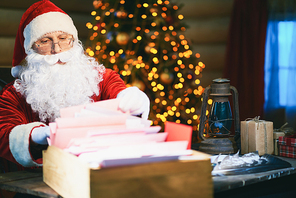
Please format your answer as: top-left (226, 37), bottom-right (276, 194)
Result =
top-left (0, 169), bottom-right (59, 198)
top-left (1, 156), bottom-right (296, 198)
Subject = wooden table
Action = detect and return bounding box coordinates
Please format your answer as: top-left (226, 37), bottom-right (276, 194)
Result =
top-left (0, 169), bottom-right (59, 198)
top-left (1, 156), bottom-right (296, 198)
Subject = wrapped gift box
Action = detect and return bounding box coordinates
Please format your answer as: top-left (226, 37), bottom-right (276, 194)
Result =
top-left (273, 131), bottom-right (285, 155)
top-left (241, 119), bottom-right (273, 155)
top-left (278, 136), bottom-right (296, 158)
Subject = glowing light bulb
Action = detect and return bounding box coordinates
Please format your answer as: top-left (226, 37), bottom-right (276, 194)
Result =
top-left (88, 51), bottom-right (94, 56)
top-left (178, 14), bottom-right (184, 20)
top-left (157, 0), bottom-right (163, 4)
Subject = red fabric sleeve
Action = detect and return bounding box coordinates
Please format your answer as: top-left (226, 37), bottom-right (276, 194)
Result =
top-left (0, 82), bottom-right (40, 165)
top-left (93, 68), bottom-right (127, 101)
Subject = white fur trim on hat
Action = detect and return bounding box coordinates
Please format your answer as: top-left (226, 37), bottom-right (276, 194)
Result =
top-left (23, 11), bottom-right (78, 54)
top-left (9, 122), bottom-right (45, 167)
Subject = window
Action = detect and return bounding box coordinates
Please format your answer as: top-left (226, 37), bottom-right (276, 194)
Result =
top-left (264, 21), bottom-right (296, 108)
top-left (278, 21), bottom-right (295, 106)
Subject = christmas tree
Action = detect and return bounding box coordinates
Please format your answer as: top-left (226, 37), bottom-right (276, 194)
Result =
top-left (85, 0), bottom-right (205, 142)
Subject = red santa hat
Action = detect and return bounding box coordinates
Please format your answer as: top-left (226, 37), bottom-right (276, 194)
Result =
top-left (11, 0), bottom-right (78, 77)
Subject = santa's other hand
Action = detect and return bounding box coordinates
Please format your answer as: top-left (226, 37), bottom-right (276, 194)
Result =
top-left (117, 86), bottom-right (150, 119)
top-left (31, 126), bottom-right (50, 145)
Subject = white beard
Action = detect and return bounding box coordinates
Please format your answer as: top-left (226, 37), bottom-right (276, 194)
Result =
top-left (14, 42), bottom-right (105, 122)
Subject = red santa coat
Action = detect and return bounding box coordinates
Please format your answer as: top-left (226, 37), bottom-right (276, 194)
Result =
top-left (0, 68), bottom-right (126, 170)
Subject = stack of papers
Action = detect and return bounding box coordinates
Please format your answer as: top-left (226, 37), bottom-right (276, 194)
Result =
top-left (48, 98), bottom-right (193, 168)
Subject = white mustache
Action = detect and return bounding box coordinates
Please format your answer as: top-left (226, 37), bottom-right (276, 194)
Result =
top-left (44, 50), bottom-right (73, 65)
top-left (27, 48), bottom-right (75, 65)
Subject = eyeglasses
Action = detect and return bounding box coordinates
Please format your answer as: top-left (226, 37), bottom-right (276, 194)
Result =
top-left (34, 34), bottom-right (74, 53)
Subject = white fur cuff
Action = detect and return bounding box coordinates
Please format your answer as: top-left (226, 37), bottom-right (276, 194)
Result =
top-left (9, 122), bottom-right (45, 167)
top-left (11, 65), bottom-right (23, 78)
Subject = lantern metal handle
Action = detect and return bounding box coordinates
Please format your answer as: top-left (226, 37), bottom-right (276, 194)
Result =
top-left (198, 86), bottom-right (211, 141)
top-left (230, 86), bottom-right (240, 144)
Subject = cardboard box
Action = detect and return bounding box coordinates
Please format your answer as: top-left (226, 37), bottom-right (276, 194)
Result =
top-left (241, 120), bottom-right (273, 155)
top-left (278, 136), bottom-right (296, 158)
top-left (43, 146), bottom-right (213, 198)
top-left (273, 131), bottom-right (285, 155)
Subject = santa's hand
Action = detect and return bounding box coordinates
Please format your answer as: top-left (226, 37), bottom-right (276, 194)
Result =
top-left (117, 87), bottom-right (150, 119)
top-left (31, 126), bottom-right (50, 145)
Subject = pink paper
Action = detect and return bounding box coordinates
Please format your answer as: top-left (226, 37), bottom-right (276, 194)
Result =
top-left (78, 141), bottom-right (189, 161)
top-left (67, 132), bottom-right (146, 148)
top-left (46, 137), bottom-right (51, 146)
top-left (143, 125), bottom-right (161, 133)
top-left (60, 104), bottom-right (86, 118)
top-left (52, 124), bottom-right (150, 149)
top-left (84, 103), bottom-right (122, 116)
top-left (52, 124), bottom-right (129, 149)
top-left (76, 132), bottom-right (167, 148)
top-left (49, 122), bottom-right (57, 134)
top-left (66, 132), bottom-right (168, 155)
top-left (53, 127), bottom-right (94, 149)
top-left (87, 126), bottom-right (161, 137)
top-left (59, 98), bottom-right (122, 118)
top-left (55, 114), bottom-right (127, 129)
top-left (164, 121), bottom-right (192, 149)
top-left (49, 122), bottom-right (57, 145)
top-left (87, 98), bottom-right (121, 111)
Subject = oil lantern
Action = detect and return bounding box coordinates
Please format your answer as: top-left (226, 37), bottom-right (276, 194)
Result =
top-left (198, 78), bottom-right (240, 154)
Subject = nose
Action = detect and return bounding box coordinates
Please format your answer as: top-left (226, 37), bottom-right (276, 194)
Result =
top-left (51, 42), bottom-right (62, 54)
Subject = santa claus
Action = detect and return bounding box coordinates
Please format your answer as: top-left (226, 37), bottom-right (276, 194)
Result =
top-left (0, 0), bottom-right (150, 170)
